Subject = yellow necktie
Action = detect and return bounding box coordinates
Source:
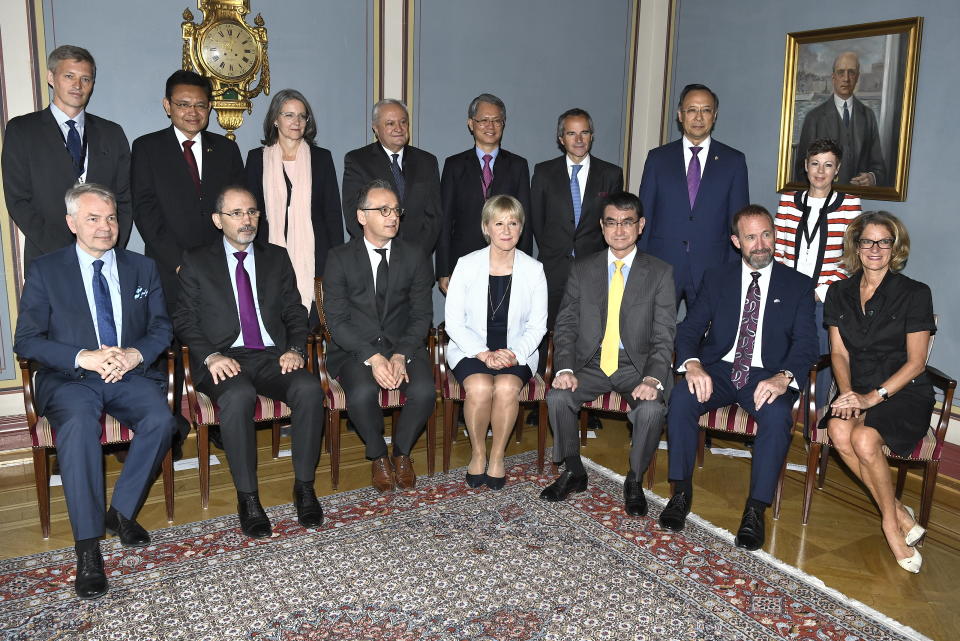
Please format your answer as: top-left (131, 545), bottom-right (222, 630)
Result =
top-left (600, 260), bottom-right (624, 376)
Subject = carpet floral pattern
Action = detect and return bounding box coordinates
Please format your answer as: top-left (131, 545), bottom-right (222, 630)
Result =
top-left (0, 452), bottom-right (929, 641)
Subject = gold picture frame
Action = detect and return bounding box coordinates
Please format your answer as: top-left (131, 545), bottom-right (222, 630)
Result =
top-left (776, 17), bottom-right (922, 201)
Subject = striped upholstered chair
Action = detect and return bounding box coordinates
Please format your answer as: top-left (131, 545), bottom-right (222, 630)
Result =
top-left (577, 392), bottom-right (661, 489)
top-left (19, 351), bottom-right (176, 539)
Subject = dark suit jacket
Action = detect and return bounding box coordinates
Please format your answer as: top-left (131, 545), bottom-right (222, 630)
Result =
top-left (637, 138), bottom-right (749, 288)
top-left (2, 108), bottom-right (132, 265)
top-left (245, 144), bottom-right (344, 278)
top-left (554, 249), bottom-right (676, 392)
top-left (131, 126), bottom-right (245, 306)
top-left (13, 245), bottom-right (172, 414)
top-left (341, 142), bottom-right (442, 254)
top-left (173, 240), bottom-right (308, 385)
top-left (794, 96), bottom-right (885, 185)
top-left (322, 237), bottom-right (434, 378)
top-left (676, 260), bottom-right (818, 378)
top-left (438, 147), bottom-right (532, 278)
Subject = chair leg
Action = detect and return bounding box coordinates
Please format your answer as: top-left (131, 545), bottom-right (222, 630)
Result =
top-left (537, 400), bottom-right (548, 473)
top-left (33, 448), bottom-right (51, 539)
top-left (515, 408), bottom-right (524, 443)
top-left (773, 452), bottom-right (788, 520)
top-left (919, 460), bottom-right (938, 529)
top-left (330, 410), bottom-right (341, 489)
top-left (198, 424), bottom-right (210, 510)
top-left (161, 447), bottom-right (174, 522)
top-left (426, 408), bottom-right (436, 477)
top-left (802, 442), bottom-right (821, 525)
top-left (271, 420), bottom-right (281, 459)
top-left (579, 410), bottom-right (588, 446)
top-left (816, 442), bottom-right (830, 488)
top-left (442, 399), bottom-right (456, 473)
top-left (696, 429), bottom-right (706, 469)
top-left (894, 462), bottom-right (908, 499)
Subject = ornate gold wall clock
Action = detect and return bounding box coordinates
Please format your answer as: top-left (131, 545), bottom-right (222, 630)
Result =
top-left (180, 0), bottom-right (270, 140)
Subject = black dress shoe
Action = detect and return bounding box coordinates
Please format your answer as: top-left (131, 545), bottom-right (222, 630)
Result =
top-left (237, 492), bottom-right (272, 539)
top-left (588, 414), bottom-right (603, 431)
top-left (465, 472), bottom-right (487, 488)
top-left (208, 426), bottom-right (225, 450)
top-left (293, 482), bottom-right (324, 529)
top-left (74, 545), bottom-right (108, 600)
top-left (623, 473), bottom-right (647, 517)
top-left (539, 470), bottom-right (588, 502)
top-left (734, 505), bottom-right (765, 551)
top-left (105, 506), bottom-right (150, 547)
top-left (658, 492), bottom-right (691, 532)
top-left (485, 475), bottom-right (506, 490)
top-left (525, 406), bottom-right (540, 427)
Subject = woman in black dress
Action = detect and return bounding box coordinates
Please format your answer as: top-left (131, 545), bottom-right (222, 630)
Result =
top-left (824, 211), bottom-right (935, 573)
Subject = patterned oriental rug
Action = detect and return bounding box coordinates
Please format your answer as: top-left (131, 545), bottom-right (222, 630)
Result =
top-left (0, 452), bottom-right (931, 641)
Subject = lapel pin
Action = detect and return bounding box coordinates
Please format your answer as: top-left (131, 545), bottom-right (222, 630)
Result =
top-left (714, 155), bottom-right (719, 161)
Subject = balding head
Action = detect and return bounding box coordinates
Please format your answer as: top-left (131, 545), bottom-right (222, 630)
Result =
top-left (832, 51), bottom-right (860, 100)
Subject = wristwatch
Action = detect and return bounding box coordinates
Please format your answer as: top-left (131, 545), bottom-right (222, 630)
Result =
top-left (778, 370), bottom-right (794, 382)
top-left (877, 386), bottom-right (889, 401)
top-left (287, 346), bottom-right (306, 358)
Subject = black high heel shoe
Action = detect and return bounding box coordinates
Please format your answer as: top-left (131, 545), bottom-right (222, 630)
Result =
top-left (485, 475), bottom-right (506, 490)
top-left (465, 472), bottom-right (487, 488)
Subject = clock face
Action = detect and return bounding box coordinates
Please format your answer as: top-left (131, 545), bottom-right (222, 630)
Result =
top-left (200, 21), bottom-right (257, 79)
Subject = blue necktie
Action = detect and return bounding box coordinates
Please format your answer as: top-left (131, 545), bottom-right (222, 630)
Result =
top-left (842, 101), bottom-right (850, 128)
top-left (570, 164), bottom-right (583, 229)
top-left (390, 153), bottom-right (406, 203)
top-left (92, 259), bottom-right (118, 347)
top-left (66, 120), bottom-right (84, 178)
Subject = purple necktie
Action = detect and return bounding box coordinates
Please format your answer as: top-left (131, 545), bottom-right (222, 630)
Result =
top-left (730, 271), bottom-right (761, 389)
top-left (481, 154), bottom-right (494, 198)
top-left (687, 146), bottom-right (702, 208)
top-left (234, 251), bottom-right (265, 349)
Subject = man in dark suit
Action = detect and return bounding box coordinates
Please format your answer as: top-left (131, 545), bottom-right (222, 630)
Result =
top-left (341, 99), bottom-right (441, 255)
top-left (438, 93), bottom-right (531, 292)
top-left (540, 192), bottom-right (675, 514)
top-left (323, 179), bottom-right (435, 493)
top-left (794, 51), bottom-right (885, 186)
top-left (2, 45), bottom-right (132, 266)
top-left (174, 186), bottom-right (324, 539)
top-left (530, 108), bottom-right (624, 328)
top-left (638, 83), bottom-right (749, 309)
top-left (14, 183), bottom-right (175, 600)
top-left (659, 205), bottom-right (817, 551)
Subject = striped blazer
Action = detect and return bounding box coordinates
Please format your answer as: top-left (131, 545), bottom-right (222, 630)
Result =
top-left (774, 190), bottom-right (861, 299)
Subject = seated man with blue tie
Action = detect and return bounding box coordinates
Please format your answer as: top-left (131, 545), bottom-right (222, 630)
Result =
top-left (659, 205), bottom-right (818, 550)
top-left (14, 183), bottom-right (176, 600)
top-left (174, 185), bottom-right (324, 539)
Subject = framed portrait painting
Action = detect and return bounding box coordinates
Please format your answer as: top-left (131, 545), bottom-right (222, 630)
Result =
top-left (776, 17), bottom-right (922, 201)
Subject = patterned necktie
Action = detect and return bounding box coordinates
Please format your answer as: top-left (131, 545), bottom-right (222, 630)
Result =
top-left (687, 146), bottom-right (702, 208)
top-left (390, 153), bottom-right (406, 203)
top-left (92, 259), bottom-right (118, 347)
top-left (66, 120), bottom-right (84, 178)
top-left (570, 164), bottom-right (583, 229)
top-left (599, 260), bottom-right (625, 376)
top-left (730, 271), bottom-right (762, 389)
top-left (481, 154), bottom-right (494, 198)
top-left (374, 248), bottom-right (389, 319)
top-left (842, 101), bottom-right (850, 128)
top-left (234, 251), bottom-right (265, 349)
top-left (182, 140), bottom-right (201, 193)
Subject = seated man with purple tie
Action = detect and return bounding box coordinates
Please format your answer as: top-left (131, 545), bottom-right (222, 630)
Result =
top-left (659, 205), bottom-right (817, 551)
top-left (174, 185), bottom-right (324, 539)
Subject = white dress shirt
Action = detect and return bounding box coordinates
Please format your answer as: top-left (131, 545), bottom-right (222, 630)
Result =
top-left (76, 245), bottom-right (122, 347)
top-left (363, 237), bottom-right (392, 286)
top-left (566, 153), bottom-right (590, 197)
top-left (682, 135), bottom-right (711, 178)
top-left (381, 144), bottom-right (404, 169)
top-left (794, 195), bottom-right (826, 282)
top-left (50, 103), bottom-right (88, 183)
top-left (721, 261), bottom-right (774, 367)
top-left (833, 94), bottom-right (852, 123)
top-left (174, 126), bottom-right (203, 179)
top-left (224, 239), bottom-right (276, 348)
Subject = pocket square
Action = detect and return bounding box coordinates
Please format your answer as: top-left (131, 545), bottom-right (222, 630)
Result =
top-left (134, 286), bottom-right (148, 300)
top-left (773, 298), bottom-right (781, 303)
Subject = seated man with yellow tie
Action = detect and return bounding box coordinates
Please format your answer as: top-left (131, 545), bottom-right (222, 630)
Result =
top-left (541, 192), bottom-right (676, 516)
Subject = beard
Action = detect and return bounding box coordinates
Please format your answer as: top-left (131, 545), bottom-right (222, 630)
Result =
top-left (746, 248), bottom-right (773, 269)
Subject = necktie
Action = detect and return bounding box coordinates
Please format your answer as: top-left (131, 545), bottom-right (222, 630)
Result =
top-left (182, 140), bottom-right (201, 193)
top-left (599, 260), bottom-right (625, 376)
top-left (234, 251), bottom-right (265, 349)
top-left (390, 153), bottom-right (406, 203)
top-left (842, 101), bottom-right (850, 128)
top-left (66, 120), bottom-right (84, 178)
top-left (374, 248), bottom-right (389, 319)
top-left (481, 154), bottom-right (494, 198)
top-left (687, 146), bottom-right (702, 208)
top-left (92, 259), bottom-right (118, 347)
top-left (730, 271), bottom-right (762, 389)
top-left (570, 164), bottom-right (583, 230)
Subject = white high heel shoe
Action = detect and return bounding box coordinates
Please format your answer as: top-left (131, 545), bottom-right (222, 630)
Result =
top-left (903, 505), bottom-right (926, 547)
top-left (897, 546), bottom-right (922, 574)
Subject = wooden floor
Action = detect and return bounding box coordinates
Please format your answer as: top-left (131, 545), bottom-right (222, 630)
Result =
top-left (1, 412), bottom-right (958, 640)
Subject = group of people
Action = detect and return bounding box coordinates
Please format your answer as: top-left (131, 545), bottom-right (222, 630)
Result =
top-left (2, 44), bottom-right (935, 600)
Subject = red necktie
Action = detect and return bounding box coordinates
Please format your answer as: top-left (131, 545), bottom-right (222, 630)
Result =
top-left (182, 140), bottom-right (201, 193)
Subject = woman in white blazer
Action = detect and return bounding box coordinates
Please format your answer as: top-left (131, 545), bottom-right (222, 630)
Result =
top-left (445, 195), bottom-right (547, 489)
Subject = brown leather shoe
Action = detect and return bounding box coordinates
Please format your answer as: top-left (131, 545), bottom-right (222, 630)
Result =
top-left (392, 455), bottom-right (416, 489)
top-left (371, 456), bottom-right (395, 493)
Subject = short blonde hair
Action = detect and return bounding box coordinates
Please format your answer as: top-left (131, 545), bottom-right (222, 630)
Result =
top-left (480, 194), bottom-right (524, 243)
top-left (842, 210), bottom-right (910, 273)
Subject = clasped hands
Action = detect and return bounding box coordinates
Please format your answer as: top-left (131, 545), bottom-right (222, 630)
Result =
top-left (829, 390), bottom-right (880, 419)
top-left (207, 350), bottom-right (304, 384)
top-left (476, 349), bottom-right (517, 370)
top-left (78, 345), bottom-right (143, 383)
top-left (369, 353), bottom-right (409, 390)
top-left (684, 362), bottom-right (790, 410)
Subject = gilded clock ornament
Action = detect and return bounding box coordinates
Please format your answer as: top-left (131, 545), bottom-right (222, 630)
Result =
top-left (180, 0), bottom-right (270, 140)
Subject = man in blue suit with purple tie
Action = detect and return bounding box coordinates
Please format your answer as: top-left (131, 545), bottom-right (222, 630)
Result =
top-left (638, 84), bottom-right (749, 309)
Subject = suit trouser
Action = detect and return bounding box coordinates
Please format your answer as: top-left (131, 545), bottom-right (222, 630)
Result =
top-left (198, 348), bottom-right (324, 493)
top-left (43, 373), bottom-right (176, 541)
top-left (667, 361), bottom-right (796, 505)
top-left (547, 351), bottom-right (666, 475)
top-left (338, 356), bottom-right (435, 460)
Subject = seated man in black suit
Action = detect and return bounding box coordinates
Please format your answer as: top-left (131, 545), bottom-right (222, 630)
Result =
top-left (174, 186), bottom-right (324, 539)
top-left (323, 179), bottom-right (436, 493)
top-left (14, 183), bottom-right (176, 599)
top-left (659, 205), bottom-right (818, 550)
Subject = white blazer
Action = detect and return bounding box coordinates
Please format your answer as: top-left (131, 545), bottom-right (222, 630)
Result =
top-left (445, 246), bottom-right (548, 374)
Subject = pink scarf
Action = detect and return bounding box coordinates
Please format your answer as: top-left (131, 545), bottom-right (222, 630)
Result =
top-left (263, 141), bottom-right (314, 309)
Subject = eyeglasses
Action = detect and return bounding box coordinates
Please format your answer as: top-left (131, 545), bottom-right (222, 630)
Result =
top-left (472, 117), bottom-right (504, 128)
top-left (279, 112), bottom-right (310, 122)
top-left (361, 206), bottom-right (405, 218)
top-left (219, 209), bottom-right (261, 219)
top-left (682, 107), bottom-right (714, 117)
top-left (172, 101), bottom-right (210, 111)
top-left (857, 237), bottom-right (894, 249)
top-left (602, 218), bottom-right (639, 229)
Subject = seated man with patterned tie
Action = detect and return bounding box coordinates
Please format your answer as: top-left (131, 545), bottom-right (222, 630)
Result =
top-left (659, 205), bottom-right (818, 550)
top-left (541, 192), bottom-right (676, 515)
top-left (14, 183), bottom-right (176, 600)
top-left (174, 185), bottom-right (324, 539)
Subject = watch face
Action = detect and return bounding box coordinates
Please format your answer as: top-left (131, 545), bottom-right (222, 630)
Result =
top-left (200, 21), bottom-right (257, 79)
